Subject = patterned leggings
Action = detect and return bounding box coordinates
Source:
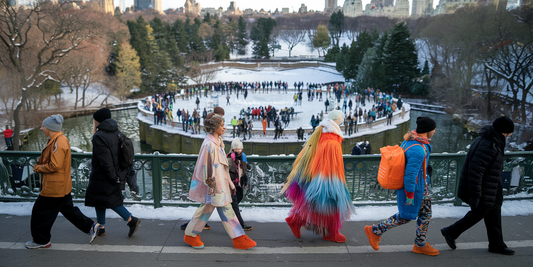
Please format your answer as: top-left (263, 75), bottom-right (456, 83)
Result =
top-left (184, 203), bottom-right (245, 239)
top-left (372, 192), bottom-right (432, 247)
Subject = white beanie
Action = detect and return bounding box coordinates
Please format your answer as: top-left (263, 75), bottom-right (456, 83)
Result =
top-left (328, 110), bottom-right (344, 126)
top-left (231, 138), bottom-right (243, 150)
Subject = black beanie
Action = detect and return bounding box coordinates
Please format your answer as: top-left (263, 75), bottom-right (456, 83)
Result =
top-left (416, 116), bottom-right (436, 134)
top-left (493, 116), bottom-right (514, 133)
top-left (93, 108), bottom-right (111, 123)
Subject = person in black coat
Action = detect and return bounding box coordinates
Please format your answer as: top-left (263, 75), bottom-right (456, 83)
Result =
top-left (227, 138), bottom-right (252, 231)
top-left (85, 108), bottom-right (140, 238)
top-left (441, 116), bottom-right (515, 255)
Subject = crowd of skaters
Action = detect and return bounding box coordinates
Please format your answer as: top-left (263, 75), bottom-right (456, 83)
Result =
top-left (141, 82), bottom-right (404, 141)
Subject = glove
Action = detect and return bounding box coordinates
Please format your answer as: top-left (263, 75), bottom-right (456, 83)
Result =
top-left (405, 197), bottom-right (414, 206)
top-left (468, 198), bottom-right (479, 210)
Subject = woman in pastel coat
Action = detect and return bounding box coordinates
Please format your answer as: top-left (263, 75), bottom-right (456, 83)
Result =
top-left (184, 113), bottom-right (256, 250)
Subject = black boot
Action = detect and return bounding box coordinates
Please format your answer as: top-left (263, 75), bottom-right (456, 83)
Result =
top-left (127, 216), bottom-right (140, 238)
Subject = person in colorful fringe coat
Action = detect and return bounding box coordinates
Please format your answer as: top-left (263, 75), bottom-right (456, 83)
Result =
top-left (183, 113), bottom-right (256, 250)
top-left (364, 117), bottom-right (439, 256)
top-left (282, 110), bottom-right (355, 243)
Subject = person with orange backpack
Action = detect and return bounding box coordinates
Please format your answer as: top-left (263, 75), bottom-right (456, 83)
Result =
top-left (364, 117), bottom-right (439, 256)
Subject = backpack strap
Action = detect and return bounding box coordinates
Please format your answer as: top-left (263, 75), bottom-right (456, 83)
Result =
top-left (402, 143), bottom-right (428, 185)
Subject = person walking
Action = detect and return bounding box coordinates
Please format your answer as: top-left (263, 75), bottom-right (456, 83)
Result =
top-left (184, 113), bottom-right (256, 250)
top-left (283, 110), bottom-right (355, 243)
top-left (364, 117), bottom-right (439, 256)
top-left (25, 115), bottom-right (100, 249)
top-left (227, 138), bottom-right (253, 231)
top-left (226, 94), bottom-right (230, 105)
top-left (440, 116), bottom-right (515, 255)
top-left (85, 108), bottom-right (141, 238)
top-left (262, 117), bottom-right (267, 136)
top-left (231, 116), bottom-right (238, 138)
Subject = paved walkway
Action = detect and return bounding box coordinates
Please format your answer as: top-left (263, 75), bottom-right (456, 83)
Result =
top-left (1, 213), bottom-right (532, 266)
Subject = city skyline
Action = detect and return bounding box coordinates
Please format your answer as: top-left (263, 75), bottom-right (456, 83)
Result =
top-left (116, 0), bottom-right (441, 14)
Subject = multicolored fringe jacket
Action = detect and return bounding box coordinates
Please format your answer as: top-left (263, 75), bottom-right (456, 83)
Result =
top-left (282, 119), bottom-right (355, 235)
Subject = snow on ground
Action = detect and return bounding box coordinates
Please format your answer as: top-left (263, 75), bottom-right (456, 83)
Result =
top-left (1, 200), bottom-right (532, 222)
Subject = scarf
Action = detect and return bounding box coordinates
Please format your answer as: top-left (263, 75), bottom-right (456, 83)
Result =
top-left (411, 130), bottom-right (430, 144)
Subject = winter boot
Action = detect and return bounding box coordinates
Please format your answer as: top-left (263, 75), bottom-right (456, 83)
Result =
top-left (184, 234), bottom-right (204, 249)
top-left (285, 217), bottom-right (301, 238)
top-left (364, 225), bottom-right (381, 250)
top-left (323, 231), bottom-right (347, 243)
top-left (127, 216), bottom-right (140, 238)
top-left (412, 243), bottom-right (439, 256)
top-left (232, 235), bottom-right (256, 250)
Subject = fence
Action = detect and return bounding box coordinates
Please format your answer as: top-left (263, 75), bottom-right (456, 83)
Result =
top-left (1, 151), bottom-right (532, 207)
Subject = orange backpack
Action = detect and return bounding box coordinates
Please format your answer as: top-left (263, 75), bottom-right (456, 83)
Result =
top-left (377, 143), bottom-right (426, 190)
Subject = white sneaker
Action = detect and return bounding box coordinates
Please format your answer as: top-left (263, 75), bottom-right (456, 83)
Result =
top-left (25, 240), bottom-right (51, 249)
top-left (89, 222), bottom-right (101, 244)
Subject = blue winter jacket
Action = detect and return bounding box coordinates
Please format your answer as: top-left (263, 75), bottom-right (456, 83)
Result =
top-left (396, 139), bottom-right (432, 221)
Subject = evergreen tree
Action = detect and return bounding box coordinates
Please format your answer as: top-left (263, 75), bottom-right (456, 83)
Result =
top-left (173, 19), bottom-right (189, 53)
top-left (329, 10), bottom-right (344, 47)
top-left (367, 32), bottom-right (388, 90)
top-left (383, 22), bottom-right (419, 94)
top-left (354, 47), bottom-right (377, 91)
top-left (127, 16), bottom-right (152, 70)
top-left (341, 30), bottom-right (377, 80)
top-left (324, 45), bottom-right (340, 62)
top-left (236, 16), bottom-right (248, 55)
top-left (150, 18), bottom-right (181, 67)
top-left (250, 17), bottom-right (277, 59)
top-left (335, 43), bottom-right (350, 74)
top-left (421, 60), bottom-right (430, 75)
top-left (210, 19), bottom-right (230, 61)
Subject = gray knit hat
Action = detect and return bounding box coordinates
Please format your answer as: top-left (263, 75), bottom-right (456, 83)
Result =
top-left (42, 114), bottom-right (64, 132)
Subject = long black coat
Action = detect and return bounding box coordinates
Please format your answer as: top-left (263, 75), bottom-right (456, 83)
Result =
top-left (458, 126), bottom-right (506, 209)
top-left (85, 118), bottom-right (128, 208)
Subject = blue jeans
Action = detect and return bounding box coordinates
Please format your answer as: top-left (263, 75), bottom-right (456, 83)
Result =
top-left (5, 137), bottom-right (13, 148)
top-left (95, 206), bottom-right (131, 226)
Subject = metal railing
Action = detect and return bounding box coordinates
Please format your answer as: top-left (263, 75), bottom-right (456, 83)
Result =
top-left (1, 151), bottom-right (532, 207)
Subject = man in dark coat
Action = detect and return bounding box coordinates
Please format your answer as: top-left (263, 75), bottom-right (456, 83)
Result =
top-left (297, 127), bottom-right (304, 141)
top-left (85, 108), bottom-right (140, 238)
top-left (441, 116), bottom-right (515, 255)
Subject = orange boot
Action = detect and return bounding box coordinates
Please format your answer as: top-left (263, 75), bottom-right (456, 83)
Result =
top-left (323, 231), bottom-right (347, 243)
top-left (184, 234), bottom-right (204, 249)
top-left (285, 217), bottom-right (301, 238)
top-left (232, 235), bottom-right (257, 250)
top-left (364, 225), bottom-right (381, 250)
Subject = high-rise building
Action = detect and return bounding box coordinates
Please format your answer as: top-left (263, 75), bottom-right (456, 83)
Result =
top-left (325, 0), bottom-right (338, 12)
top-left (227, 1), bottom-right (243, 15)
top-left (184, 0), bottom-right (201, 15)
top-left (411, 0), bottom-right (433, 17)
top-left (342, 0), bottom-right (363, 17)
top-left (298, 3), bottom-right (308, 13)
top-left (281, 7), bottom-right (290, 13)
top-left (94, 0), bottom-right (114, 15)
top-left (133, 0), bottom-right (162, 13)
top-left (395, 0), bottom-right (409, 17)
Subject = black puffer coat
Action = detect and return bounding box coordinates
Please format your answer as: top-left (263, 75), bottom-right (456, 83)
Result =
top-left (85, 118), bottom-right (127, 208)
top-left (457, 126), bottom-right (506, 209)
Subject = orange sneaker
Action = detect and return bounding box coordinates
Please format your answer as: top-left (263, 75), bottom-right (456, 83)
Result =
top-left (232, 235), bottom-right (257, 250)
top-left (323, 232), bottom-right (347, 243)
top-left (364, 225), bottom-right (381, 250)
top-left (184, 234), bottom-right (204, 249)
top-left (412, 243), bottom-right (439, 256)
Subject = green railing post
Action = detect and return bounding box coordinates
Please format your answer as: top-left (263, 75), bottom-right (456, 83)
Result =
top-left (454, 156), bottom-right (465, 206)
top-left (152, 152), bottom-right (163, 208)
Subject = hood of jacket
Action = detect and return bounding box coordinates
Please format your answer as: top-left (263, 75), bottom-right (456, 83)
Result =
top-left (479, 125), bottom-right (506, 151)
top-left (320, 119), bottom-right (343, 138)
top-left (97, 118), bottom-right (119, 133)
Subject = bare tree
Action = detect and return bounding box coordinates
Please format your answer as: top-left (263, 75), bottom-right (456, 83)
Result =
top-left (57, 45), bottom-right (108, 109)
top-left (188, 62), bottom-right (218, 84)
top-left (279, 29), bottom-right (306, 57)
top-left (0, 1), bottom-right (113, 150)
